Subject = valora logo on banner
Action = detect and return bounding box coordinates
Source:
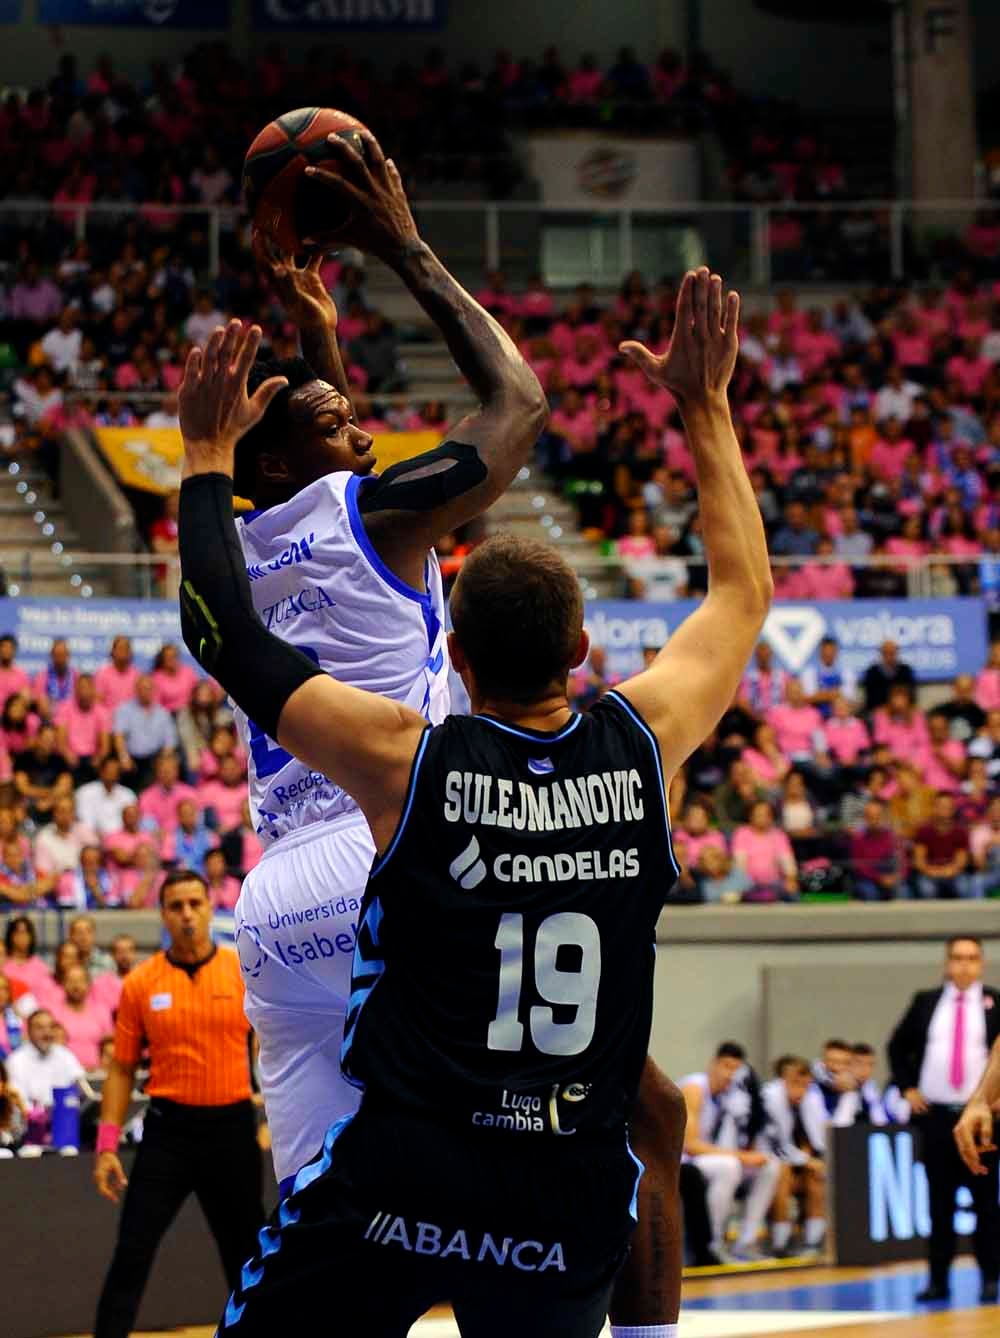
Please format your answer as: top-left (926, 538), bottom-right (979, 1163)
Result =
top-left (762, 607), bottom-right (827, 673)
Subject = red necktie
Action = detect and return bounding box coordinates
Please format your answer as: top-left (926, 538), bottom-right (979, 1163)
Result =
top-left (949, 990), bottom-right (966, 1091)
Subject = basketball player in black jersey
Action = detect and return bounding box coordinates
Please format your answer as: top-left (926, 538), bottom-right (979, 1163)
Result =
top-left (177, 266), bottom-right (771, 1337)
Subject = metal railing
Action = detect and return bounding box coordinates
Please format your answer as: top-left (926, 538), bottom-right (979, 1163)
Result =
top-left (1, 197), bottom-right (998, 288)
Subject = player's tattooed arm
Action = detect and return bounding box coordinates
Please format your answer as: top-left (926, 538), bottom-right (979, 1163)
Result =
top-left (252, 229), bottom-right (353, 407)
top-left (304, 133), bottom-right (548, 585)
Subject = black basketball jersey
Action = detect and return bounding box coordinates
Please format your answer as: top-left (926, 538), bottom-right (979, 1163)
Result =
top-left (341, 691), bottom-right (679, 1141)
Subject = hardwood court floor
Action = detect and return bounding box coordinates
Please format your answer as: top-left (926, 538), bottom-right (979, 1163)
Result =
top-left (60, 1261), bottom-right (1000, 1338)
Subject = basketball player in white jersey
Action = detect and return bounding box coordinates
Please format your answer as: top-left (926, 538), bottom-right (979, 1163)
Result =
top-left (228, 133), bottom-right (692, 1338)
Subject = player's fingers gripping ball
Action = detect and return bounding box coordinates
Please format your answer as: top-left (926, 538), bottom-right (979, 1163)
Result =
top-left (244, 106), bottom-right (375, 253)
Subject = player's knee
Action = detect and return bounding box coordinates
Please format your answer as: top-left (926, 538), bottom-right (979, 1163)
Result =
top-left (717, 1155), bottom-right (743, 1190)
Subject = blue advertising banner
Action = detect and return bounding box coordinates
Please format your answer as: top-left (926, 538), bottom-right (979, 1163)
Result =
top-left (0, 598), bottom-right (192, 677)
top-left (0, 595), bottom-right (985, 685)
top-left (583, 597), bottom-right (988, 685)
top-left (0, 1), bottom-right (21, 21)
top-left (38, 0), bottom-right (228, 27)
top-left (253, 0), bottom-right (447, 30)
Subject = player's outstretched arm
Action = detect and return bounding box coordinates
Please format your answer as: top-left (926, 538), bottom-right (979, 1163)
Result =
top-left (303, 133), bottom-right (548, 561)
top-left (251, 228), bottom-right (353, 407)
top-left (176, 320), bottom-right (427, 853)
top-left (615, 268), bottom-right (772, 782)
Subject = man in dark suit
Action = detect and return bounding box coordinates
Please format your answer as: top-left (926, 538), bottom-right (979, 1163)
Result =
top-left (888, 936), bottom-right (1000, 1303)
top-left (862, 639), bottom-right (916, 714)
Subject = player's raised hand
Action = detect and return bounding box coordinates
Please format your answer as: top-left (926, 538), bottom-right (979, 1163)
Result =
top-left (619, 267), bottom-right (739, 406)
top-left (302, 131), bottom-right (421, 263)
top-left (252, 228), bottom-right (338, 330)
top-left (954, 1097), bottom-right (998, 1175)
top-left (178, 321), bottom-right (288, 477)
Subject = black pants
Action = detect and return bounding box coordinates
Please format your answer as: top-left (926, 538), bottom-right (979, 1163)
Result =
top-left (94, 1098), bottom-right (263, 1338)
top-left (680, 1162), bottom-right (715, 1264)
top-left (919, 1105), bottom-right (1000, 1289)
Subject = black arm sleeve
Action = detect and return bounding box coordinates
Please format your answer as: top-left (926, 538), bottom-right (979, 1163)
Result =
top-left (178, 473), bottom-right (322, 740)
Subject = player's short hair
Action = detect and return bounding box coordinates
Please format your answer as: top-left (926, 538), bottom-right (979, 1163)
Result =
top-left (947, 934), bottom-right (983, 953)
top-left (159, 868), bottom-right (209, 907)
top-left (774, 1054), bottom-right (811, 1078)
top-left (450, 533), bottom-right (584, 706)
top-left (234, 356), bottom-right (319, 499)
top-left (715, 1041), bottom-right (746, 1062)
top-left (823, 1037), bottom-right (851, 1053)
top-left (852, 1042), bottom-right (875, 1056)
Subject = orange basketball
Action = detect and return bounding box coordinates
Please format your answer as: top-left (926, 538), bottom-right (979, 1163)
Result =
top-left (243, 107), bottom-right (373, 253)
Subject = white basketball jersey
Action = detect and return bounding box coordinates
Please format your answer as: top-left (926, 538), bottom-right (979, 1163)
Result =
top-left (234, 471), bottom-right (450, 845)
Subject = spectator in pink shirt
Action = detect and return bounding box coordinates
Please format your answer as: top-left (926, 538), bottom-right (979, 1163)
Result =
top-left (562, 334), bottom-right (609, 391)
top-left (31, 638), bottom-right (76, 721)
top-left (1, 694), bottom-right (39, 756)
top-left (920, 712), bottom-right (967, 793)
top-left (53, 674), bottom-right (111, 783)
top-left (732, 800), bottom-right (799, 901)
top-left (975, 641), bottom-right (1000, 711)
top-left (768, 290), bottom-right (808, 341)
top-left (48, 963), bottom-right (112, 1070)
top-left (197, 724), bottom-right (246, 781)
top-left (616, 509), bottom-right (656, 560)
top-left (90, 933), bottom-right (137, 1015)
top-left (196, 754), bottom-right (247, 833)
top-left (473, 270), bottom-right (516, 317)
top-left (885, 515), bottom-right (930, 571)
top-left (94, 635), bottom-right (139, 715)
top-left (204, 848), bottom-right (241, 911)
top-left (3, 915), bottom-right (50, 1000)
top-left (868, 418), bottom-right (915, 482)
top-left (793, 309), bottom-right (840, 374)
top-left (891, 310), bottom-right (932, 371)
top-left (873, 684), bottom-right (930, 764)
top-left (822, 694), bottom-right (871, 766)
top-left (675, 800), bottom-right (727, 871)
top-left (151, 642), bottom-right (199, 714)
top-left (118, 842), bottom-right (165, 910)
top-left (549, 388), bottom-right (599, 457)
top-left (138, 750), bottom-right (197, 835)
top-left (766, 679), bottom-right (824, 764)
top-left (0, 635), bottom-right (30, 708)
top-left (742, 722), bottom-right (792, 794)
top-left (103, 801), bottom-right (159, 869)
top-left (567, 53), bottom-right (604, 102)
top-left (516, 275), bottom-right (555, 325)
top-left (798, 536), bottom-right (855, 599)
top-left (947, 338), bottom-right (992, 398)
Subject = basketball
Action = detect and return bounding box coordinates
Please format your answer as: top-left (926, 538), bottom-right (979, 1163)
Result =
top-left (243, 106), bottom-right (373, 253)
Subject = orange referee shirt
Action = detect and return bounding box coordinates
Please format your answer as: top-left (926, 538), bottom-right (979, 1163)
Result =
top-left (113, 946), bottom-right (251, 1107)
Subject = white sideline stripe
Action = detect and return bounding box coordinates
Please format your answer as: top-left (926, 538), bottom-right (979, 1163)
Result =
top-left (411, 1313), bottom-right (904, 1338)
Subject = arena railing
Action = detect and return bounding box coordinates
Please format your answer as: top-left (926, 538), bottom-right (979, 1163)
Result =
top-left (0, 198), bottom-right (994, 288)
top-left (0, 549), bottom-right (990, 601)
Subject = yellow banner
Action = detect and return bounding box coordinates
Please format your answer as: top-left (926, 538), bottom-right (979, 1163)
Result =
top-left (95, 427), bottom-right (441, 497)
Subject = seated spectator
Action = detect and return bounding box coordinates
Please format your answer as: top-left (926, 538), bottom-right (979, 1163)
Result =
top-left (57, 844), bottom-right (121, 910)
top-left (66, 913), bottom-right (113, 977)
top-left (968, 708), bottom-right (1000, 780)
top-left (31, 637), bottom-right (76, 720)
top-left (220, 798), bottom-right (263, 878)
top-left (741, 723), bottom-right (791, 794)
top-left (74, 756), bottom-right (137, 837)
top-left (798, 537), bottom-right (855, 600)
top-left (740, 641), bottom-right (788, 716)
top-left (698, 844), bottom-right (753, 904)
top-left (676, 801), bottom-right (726, 869)
top-left (833, 507), bottom-right (874, 562)
top-left (969, 795), bottom-right (1000, 899)
top-left (34, 795), bottom-right (96, 879)
top-left (851, 1043), bottom-right (888, 1125)
top-left (3, 916), bottom-right (49, 1001)
top-left (800, 638), bottom-right (858, 718)
top-left (184, 290), bottom-right (227, 348)
top-left (957, 756), bottom-right (992, 825)
top-left (33, 940), bottom-right (80, 1012)
top-left (352, 311), bottom-right (404, 393)
top-left (151, 641), bottom-right (199, 714)
top-left (616, 508), bottom-right (656, 559)
top-left (912, 792), bottom-right (971, 898)
top-left (47, 963), bottom-right (113, 1070)
top-left (177, 679), bottom-right (232, 777)
top-left (53, 672), bottom-right (111, 783)
top-left (767, 679), bottom-right (823, 766)
top-left (821, 694), bottom-right (871, 768)
top-left (118, 841), bottom-right (165, 909)
top-left (761, 1056), bottom-right (828, 1255)
top-left (732, 800), bottom-right (799, 901)
top-left (680, 1043), bottom-right (783, 1261)
top-left (138, 749), bottom-right (196, 835)
top-left (163, 798), bottom-right (218, 873)
top-left (204, 848), bottom-right (241, 910)
top-left (862, 639), bottom-right (916, 713)
top-left (0, 634), bottom-right (30, 705)
top-left (922, 711), bottom-right (967, 793)
top-left (974, 641), bottom-right (1000, 711)
top-left (936, 672), bottom-right (987, 743)
top-left (103, 801), bottom-right (158, 869)
top-left (872, 684), bottom-right (929, 765)
top-left (713, 759), bottom-right (767, 832)
top-left (13, 724), bottom-right (73, 820)
top-left (887, 762), bottom-right (935, 838)
top-left (771, 501), bottom-right (819, 558)
top-left (90, 933), bottom-right (138, 1014)
top-left (94, 635), bottom-right (139, 715)
top-left (114, 677), bottom-right (178, 790)
top-left (780, 771), bottom-right (820, 846)
top-left (5, 1009), bottom-right (83, 1141)
top-left (812, 1039), bottom-right (862, 1124)
top-left (0, 836), bottom-right (55, 907)
top-left (197, 753), bottom-right (248, 831)
top-left (0, 979), bottom-right (26, 1057)
top-left (850, 798), bottom-right (904, 901)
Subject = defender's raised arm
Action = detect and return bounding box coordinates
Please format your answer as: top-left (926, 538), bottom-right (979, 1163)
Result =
top-left (616, 267), bottom-right (772, 780)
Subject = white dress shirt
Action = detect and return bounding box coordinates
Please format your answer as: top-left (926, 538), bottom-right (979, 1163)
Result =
top-left (74, 780), bottom-right (138, 837)
top-left (7, 1042), bottom-right (84, 1108)
top-left (919, 982), bottom-right (989, 1104)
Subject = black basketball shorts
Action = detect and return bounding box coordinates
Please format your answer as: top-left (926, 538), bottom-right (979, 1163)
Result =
top-left (216, 1104), bottom-right (641, 1338)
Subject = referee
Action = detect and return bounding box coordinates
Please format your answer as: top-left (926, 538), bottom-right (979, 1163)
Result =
top-left (93, 868), bottom-right (263, 1338)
